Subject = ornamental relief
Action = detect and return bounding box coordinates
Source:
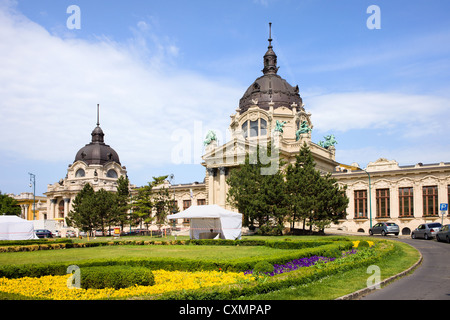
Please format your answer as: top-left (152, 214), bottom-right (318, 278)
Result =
top-left (349, 180), bottom-right (367, 189)
top-left (397, 177), bottom-right (415, 187)
top-left (419, 175), bottom-right (438, 186)
top-left (372, 178), bottom-right (393, 189)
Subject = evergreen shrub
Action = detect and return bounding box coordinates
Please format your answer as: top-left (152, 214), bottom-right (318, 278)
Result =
top-left (80, 266), bottom-right (154, 289)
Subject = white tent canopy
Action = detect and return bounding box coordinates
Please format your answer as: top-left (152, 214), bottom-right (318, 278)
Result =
top-left (0, 215), bottom-right (38, 240)
top-left (167, 205), bottom-right (242, 240)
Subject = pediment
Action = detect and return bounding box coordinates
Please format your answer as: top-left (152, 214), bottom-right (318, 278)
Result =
top-left (202, 138), bottom-right (272, 167)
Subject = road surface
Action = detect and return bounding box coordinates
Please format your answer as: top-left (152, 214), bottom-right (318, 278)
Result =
top-left (360, 237), bottom-right (450, 300)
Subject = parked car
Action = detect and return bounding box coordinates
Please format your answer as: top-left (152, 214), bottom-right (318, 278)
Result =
top-left (436, 224), bottom-right (450, 243)
top-left (35, 229), bottom-right (53, 238)
top-left (411, 223), bottom-right (442, 240)
top-left (369, 222), bottom-right (399, 236)
top-left (52, 230), bottom-right (61, 238)
top-left (65, 230), bottom-right (76, 238)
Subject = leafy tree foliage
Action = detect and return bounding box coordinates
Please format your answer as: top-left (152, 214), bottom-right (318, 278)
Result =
top-left (227, 144), bottom-right (288, 234)
top-left (66, 183), bottom-right (97, 233)
top-left (286, 143), bottom-right (348, 232)
top-left (131, 175), bottom-right (173, 230)
top-left (227, 143), bottom-right (349, 234)
top-left (0, 192), bottom-right (21, 216)
top-left (115, 175), bottom-right (131, 229)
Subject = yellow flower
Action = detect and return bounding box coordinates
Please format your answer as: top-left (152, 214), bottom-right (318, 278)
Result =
top-left (0, 270), bottom-right (254, 300)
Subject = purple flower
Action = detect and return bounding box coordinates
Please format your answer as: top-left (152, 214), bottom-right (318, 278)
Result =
top-left (244, 250), bottom-right (358, 276)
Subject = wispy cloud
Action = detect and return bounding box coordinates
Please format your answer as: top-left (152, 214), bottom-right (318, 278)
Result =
top-left (307, 91), bottom-right (450, 138)
top-left (0, 4), bottom-right (241, 170)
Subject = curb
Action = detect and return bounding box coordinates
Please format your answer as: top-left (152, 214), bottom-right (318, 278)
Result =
top-left (334, 250), bottom-right (423, 300)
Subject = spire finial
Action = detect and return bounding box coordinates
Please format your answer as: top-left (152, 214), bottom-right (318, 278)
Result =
top-left (268, 22), bottom-right (272, 49)
top-left (96, 103), bottom-right (100, 126)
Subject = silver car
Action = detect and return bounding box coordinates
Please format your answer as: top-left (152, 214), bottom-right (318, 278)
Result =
top-left (436, 224), bottom-right (450, 243)
top-left (411, 223), bottom-right (442, 240)
top-left (369, 222), bottom-right (399, 236)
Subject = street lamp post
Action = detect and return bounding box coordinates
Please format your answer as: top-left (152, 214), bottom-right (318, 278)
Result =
top-left (28, 173), bottom-right (36, 220)
top-left (339, 164), bottom-right (373, 229)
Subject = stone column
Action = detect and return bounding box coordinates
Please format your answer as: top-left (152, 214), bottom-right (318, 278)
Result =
top-left (24, 204), bottom-right (29, 220)
top-left (219, 167), bottom-right (226, 207)
top-left (206, 168), bottom-right (215, 205)
top-left (63, 198), bottom-right (70, 220)
top-left (50, 199), bottom-right (56, 220)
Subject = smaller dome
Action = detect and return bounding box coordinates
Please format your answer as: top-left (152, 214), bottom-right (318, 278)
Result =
top-left (74, 125), bottom-right (121, 166)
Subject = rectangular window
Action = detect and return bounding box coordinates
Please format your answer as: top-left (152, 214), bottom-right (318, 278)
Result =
top-left (183, 200), bottom-right (191, 223)
top-left (448, 185), bottom-right (450, 210)
top-left (399, 187), bottom-right (414, 217)
top-left (376, 189), bottom-right (390, 218)
top-left (197, 199), bottom-right (206, 206)
top-left (354, 190), bottom-right (367, 218)
top-left (423, 186), bottom-right (438, 216)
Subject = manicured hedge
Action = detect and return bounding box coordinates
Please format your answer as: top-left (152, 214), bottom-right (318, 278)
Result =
top-left (80, 266), bottom-right (155, 289)
top-left (0, 238), bottom-right (73, 247)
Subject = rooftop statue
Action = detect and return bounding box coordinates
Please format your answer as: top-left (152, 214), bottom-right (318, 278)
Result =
top-left (204, 130), bottom-right (217, 146)
top-left (318, 134), bottom-right (337, 149)
top-left (295, 121), bottom-right (312, 141)
top-left (273, 120), bottom-right (287, 133)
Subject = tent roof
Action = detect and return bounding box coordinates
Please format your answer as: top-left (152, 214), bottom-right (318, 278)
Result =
top-left (167, 205), bottom-right (242, 220)
top-left (0, 215), bottom-right (29, 223)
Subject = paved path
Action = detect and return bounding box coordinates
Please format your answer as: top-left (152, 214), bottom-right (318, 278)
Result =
top-left (360, 238), bottom-right (450, 300)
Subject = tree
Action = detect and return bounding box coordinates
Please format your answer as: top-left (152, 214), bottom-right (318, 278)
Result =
top-left (66, 183), bottom-right (97, 234)
top-left (115, 175), bottom-right (131, 230)
top-left (151, 175), bottom-right (172, 231)
top-left (66, 184), bottom-right (121, 235)
top-left (286, 143), bottom-right (349, 233)
top-left (312, 173), bottom-right (349, 232)
top-left (93, 188), bottom-right (117, 236)
top-left (227, 144), bottom-right (289, 234)
top-left (131, 183), bottom-right (153, 228)
top-left (0, 192), bottom-right (21, 216)
top-left (286, 142), bottom-right (322, 231)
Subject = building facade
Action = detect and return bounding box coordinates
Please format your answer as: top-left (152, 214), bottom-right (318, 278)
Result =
top-left (7, 192), bottom-right (47, 221)
top-left (202, 25), bottom-right (338, 211)
top-left (44, 107), bottom-right (132, 232)
top-left (333, 158), bottom-right (450, 234)
top-left (19, 26), bottom-right (449, 236)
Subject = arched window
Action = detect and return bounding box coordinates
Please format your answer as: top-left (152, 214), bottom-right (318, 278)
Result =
top-left (106, 169), bottom-right (118, 178)
top-left (242, 121), bottom-right (248, 139)
top-left (75, 169), bottom-right (85, 177)
top-left (241, 118), bottom-right (268, 138)
top-left (250, 120), bottom-right (258, 137)
top-left (260, 119), bottom-right (267, 136)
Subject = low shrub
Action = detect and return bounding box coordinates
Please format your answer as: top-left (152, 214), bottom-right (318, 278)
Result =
top-left (80, 266), bottom-right (155, 289)
top-left (253, 261), bottom-right (274, 275)
top-left (358, 240), bottom-right (370, 248)
top-left (323, 248), bottom-right (343, 259)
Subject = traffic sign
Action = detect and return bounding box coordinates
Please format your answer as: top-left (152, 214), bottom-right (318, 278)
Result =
top-left (439, 203), bottom-right (448, 211)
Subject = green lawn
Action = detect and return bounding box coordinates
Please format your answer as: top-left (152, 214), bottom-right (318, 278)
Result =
top-left (0, 243), bottom-right (301, 266)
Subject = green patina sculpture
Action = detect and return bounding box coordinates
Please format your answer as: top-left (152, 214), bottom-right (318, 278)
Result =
top-left (204, 130), bottom-right (217, 146)
top-left (295, 121), bottom-right (312, 141)
top-left (318, 134), bottom-right (337, 148)
top-left (274, 120), bottom-right (287, 133)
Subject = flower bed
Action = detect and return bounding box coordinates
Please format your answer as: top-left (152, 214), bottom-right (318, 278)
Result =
top-left (0, 269), bottom-right (253, 300)
top-left (243, 248), bottom-right (361, 276)
top-left (0, 238), bottom-right (391, 300)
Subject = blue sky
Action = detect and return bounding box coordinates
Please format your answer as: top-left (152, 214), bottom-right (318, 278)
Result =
top-left (1, 0), bottom-right (450, 196)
